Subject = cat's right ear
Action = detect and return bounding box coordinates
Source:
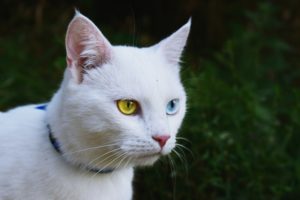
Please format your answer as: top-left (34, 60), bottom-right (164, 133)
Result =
top-left (65, 11), bottom-right (112, 83)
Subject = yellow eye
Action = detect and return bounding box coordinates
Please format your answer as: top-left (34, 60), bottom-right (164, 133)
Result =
top-left (117, 100), bottom-right (138, 115)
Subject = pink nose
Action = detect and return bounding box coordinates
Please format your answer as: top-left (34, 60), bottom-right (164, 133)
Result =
top-left (152, 135), bottom-right (170, 148)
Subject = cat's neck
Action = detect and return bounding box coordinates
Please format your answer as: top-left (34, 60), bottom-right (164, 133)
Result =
top-left (45, 80), bottom-right (79, 166)
top-left (45, 70), bottom-right (130, 174)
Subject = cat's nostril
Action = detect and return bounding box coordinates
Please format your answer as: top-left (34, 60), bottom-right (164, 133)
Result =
top-left (152, 135), bottom-right (170, 148)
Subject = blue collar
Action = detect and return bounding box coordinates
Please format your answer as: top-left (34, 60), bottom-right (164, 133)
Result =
top-left (36, 104), bottom-right (114, 174)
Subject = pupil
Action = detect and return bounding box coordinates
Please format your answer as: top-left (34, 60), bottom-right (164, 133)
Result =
top-left (171, 101), bottom-right (175, 109)
top-left (169, 101), bottom-right (174, 111)
top-left (127, 101), bottom-right (131, 108)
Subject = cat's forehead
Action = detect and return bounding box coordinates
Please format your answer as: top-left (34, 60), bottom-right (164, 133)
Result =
top-left (88, 46), bottom-right (183, 99)
top-left (112, 46), bottom-right (178, 79)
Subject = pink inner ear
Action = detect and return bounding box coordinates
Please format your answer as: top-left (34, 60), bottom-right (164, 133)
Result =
top-left (65, 14), bottom-right (112, 82)
top-left (66, 19), bottom-right (96, 63)
top-left (66, 57), bottom-right (72, 67)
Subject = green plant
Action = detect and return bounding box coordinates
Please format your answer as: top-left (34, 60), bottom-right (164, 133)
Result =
top-left (135, 3), bottom-right (300, 199)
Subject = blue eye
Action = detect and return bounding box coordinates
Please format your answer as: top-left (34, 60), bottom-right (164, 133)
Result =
top-left (166, 99), bottom-right (180, 115)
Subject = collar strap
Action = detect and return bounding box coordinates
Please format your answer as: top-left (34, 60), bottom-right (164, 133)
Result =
top-left (47, 125), bottom-right (114, 174)
top-left (36, 105), bottom-right (114, 174)
top-left (48, 125), bottom-right (62, 154)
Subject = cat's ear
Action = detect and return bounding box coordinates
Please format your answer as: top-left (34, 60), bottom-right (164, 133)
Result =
top-left (65, 11), bottom-right (112, 83)
top-left (155, 18), bottom-right (191, 65)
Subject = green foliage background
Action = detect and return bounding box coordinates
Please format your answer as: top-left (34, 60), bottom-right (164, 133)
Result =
top-left (1, 1), bottom-right (300, 199)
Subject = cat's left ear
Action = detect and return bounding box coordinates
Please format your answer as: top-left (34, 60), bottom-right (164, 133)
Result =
top-left (65, 11), bottom-right (113, 83)
top-left (155, 18), bottom-right (191, 65)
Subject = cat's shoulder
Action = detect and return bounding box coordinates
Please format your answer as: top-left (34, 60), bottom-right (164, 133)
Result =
top-left (0, 104), bottom-right (48, 129)
top-left (4, 103), bottom-right (47, 115)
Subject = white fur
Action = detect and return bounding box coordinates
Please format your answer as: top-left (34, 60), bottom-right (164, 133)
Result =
top-left (0, 13), bottom-right (190, 200)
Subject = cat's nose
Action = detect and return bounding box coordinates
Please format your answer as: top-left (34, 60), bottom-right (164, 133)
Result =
top-left (152, 135), bottom-right (170, 148)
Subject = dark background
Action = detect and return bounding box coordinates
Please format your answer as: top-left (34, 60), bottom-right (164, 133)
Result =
top-left (1, 0), bottom-right (300, 199)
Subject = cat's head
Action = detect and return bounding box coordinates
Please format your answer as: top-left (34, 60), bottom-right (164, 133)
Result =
top-left (52, 12), bottom-right (190, 170)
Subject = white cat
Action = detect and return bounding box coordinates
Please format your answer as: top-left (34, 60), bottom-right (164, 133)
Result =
top-left (0, 12), bottom-right (190, 200)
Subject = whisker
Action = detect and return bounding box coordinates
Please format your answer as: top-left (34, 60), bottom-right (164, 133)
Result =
top-left (175, 143), bottom-right (194, 157)
top-left (174, 144), bottom-right (188, 163)
top-left (172, 149), bottom-right (185, 164)
top-left (172, 148), bottom-right (189, 175)
top-left (91, 152), bottom-right (127, 178)
top-left (62, 142), bottom-right (120, 156)
top-left (124, 156), bottom-right (132, 169)
top-left (96, 151), bottom-right (125, 170)
top-left (86, 148), bottom-right (121, 168)
top-left (176, 136), bottom-right (191, 144)
top-left (167, 154), bottom-right (177, 200)
top-left (115, 153), bottom-right (129, 170)
top-left (68, 145), bottom-right (124, 178)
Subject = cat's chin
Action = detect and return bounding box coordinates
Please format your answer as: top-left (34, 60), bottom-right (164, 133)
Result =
top-left (133, 154), bottom-right (161, 166)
